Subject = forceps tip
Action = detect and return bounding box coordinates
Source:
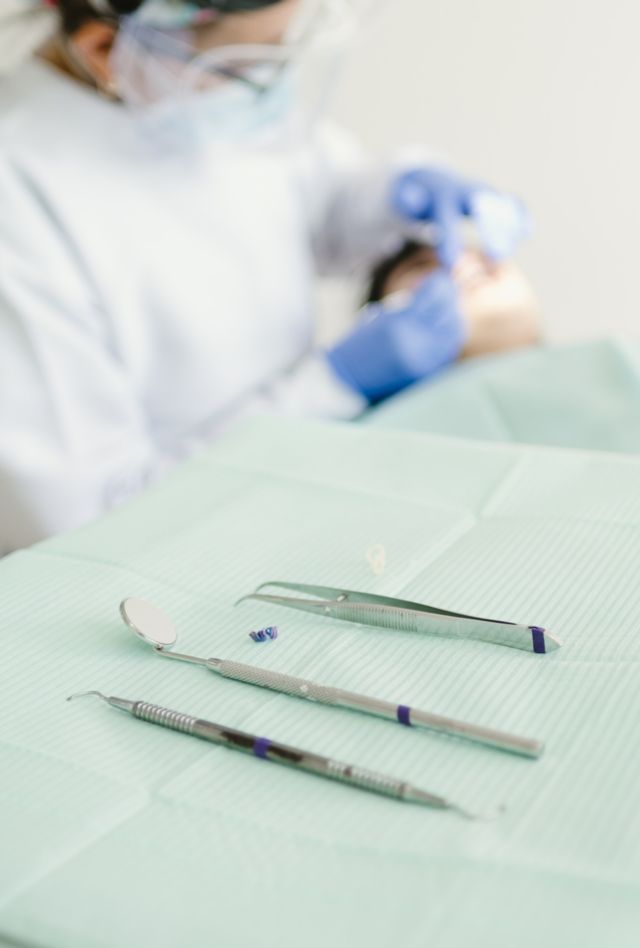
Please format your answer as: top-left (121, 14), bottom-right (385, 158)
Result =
top-left (234, 594), bottom-right (254, 607)
top-left (253, 581), bottom-right (279, 594)
top-left (235, 584), bottom-right (280, 606)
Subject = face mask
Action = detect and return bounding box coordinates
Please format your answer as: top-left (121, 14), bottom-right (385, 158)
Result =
top-left (135, 66), bottom-right (295, 149)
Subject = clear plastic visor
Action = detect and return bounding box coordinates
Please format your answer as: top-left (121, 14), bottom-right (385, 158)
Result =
top-left (111, 0), bottom-right (357, 107)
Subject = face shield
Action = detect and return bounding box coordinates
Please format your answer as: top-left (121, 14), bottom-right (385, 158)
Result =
top-left (109, 0), bottom-right (358, 148)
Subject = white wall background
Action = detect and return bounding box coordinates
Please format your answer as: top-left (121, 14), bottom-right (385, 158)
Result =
top-left (324, 0), bottom-right (640, 342)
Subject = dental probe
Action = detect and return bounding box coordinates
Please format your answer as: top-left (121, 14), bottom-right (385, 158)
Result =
top-left (120, 598), bottom-right (544, 758)
top-left (67, 691), bottom-right (496, 819)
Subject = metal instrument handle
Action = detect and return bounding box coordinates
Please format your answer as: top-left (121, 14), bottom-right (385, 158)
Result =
top-left (214, 660), bottom-right (342, 705)
top-left (133, 700), bottom-right (200, 735)
top-left (131, 700), bottom-right (445, 807)
top-left (213, 662), bottom-right (543, 758)
top-left (407, 707), bottom-right (543, 757)
top-left (214, 660), bottom-right (415, 728)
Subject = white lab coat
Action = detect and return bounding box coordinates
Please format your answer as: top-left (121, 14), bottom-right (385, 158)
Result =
top-left (0, 60), bottom-right (409, 552)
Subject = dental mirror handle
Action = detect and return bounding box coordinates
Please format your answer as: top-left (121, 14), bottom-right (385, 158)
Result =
top-left (208, 659), bottom-right (542, 758)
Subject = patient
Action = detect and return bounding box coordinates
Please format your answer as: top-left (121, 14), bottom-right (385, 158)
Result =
top-left (367, 241), bottom-right (541, 360)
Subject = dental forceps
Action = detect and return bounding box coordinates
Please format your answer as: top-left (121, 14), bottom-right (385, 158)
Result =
top-left (237, 582), bottom-right (561, 654)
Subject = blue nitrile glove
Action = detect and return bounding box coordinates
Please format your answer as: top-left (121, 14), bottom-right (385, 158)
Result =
top-left (326, 270), bottom-right (465, 404)
top-left (392, 167), bottom-right (531, 268)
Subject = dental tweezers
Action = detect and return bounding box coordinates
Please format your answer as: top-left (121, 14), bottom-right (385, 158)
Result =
top-left (238, 582), bottom-right (561, 654)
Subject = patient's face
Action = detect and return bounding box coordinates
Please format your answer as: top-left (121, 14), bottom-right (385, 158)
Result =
top-left (380, 246), bottom-right (541, 359)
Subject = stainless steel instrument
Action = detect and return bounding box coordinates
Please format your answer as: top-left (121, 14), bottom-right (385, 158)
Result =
top-left (238, 581), bottom-right (561, 654)
top-left (67, 690), bottom-right (495, 818)
top-left (120, 597), bottom-right (544, 757)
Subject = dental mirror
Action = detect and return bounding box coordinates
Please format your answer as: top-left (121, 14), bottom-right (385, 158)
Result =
top-left (121, 598), bottom-right (274, 661)
top-left (120, 597), bottom-right (231, 669)
top-left (120, 597), bottom-right (178, 649)
top-left (117, 598), bottom-right (543, 758)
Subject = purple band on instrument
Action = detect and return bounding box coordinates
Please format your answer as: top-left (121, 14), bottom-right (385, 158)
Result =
top-left (253, 737), bottom-right (272, 759)
top-left (531, 627), bottom-right (546, 654)
top-left (397, 705), bottom-right (412, 726)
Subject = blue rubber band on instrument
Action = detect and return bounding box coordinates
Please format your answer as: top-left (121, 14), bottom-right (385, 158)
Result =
top-left (531, 627), bottom-right (546, 654)
top-left (253, 737), bottom-right (272, 759)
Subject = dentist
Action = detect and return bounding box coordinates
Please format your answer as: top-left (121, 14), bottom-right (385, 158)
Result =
top-left (0, 0), bottom-right (528, 550)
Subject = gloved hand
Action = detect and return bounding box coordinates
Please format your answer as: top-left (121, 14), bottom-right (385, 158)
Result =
top-left (326, 270), bottom-right (465, 404)
top-left (391, 167), bottom-right (531, 269)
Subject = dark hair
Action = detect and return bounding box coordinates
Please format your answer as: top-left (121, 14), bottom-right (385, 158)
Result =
top-left (366, 240), bottom-right (434, 304)
top-left (57, 1), bottom-right (140, 34)
top-left (57, 0), bottom-right (285, 33)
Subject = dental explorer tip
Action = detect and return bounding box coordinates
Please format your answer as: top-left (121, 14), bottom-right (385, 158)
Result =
top-left (66, 690), bottom-right (108, 703)
top-left (456, 802), bottom-right (507, 822)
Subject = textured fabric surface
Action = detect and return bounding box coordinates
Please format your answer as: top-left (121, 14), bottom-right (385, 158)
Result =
top-left (1, 417), bottom-right (640, 947)
top-left (365, 337), bottom-right (640, 453)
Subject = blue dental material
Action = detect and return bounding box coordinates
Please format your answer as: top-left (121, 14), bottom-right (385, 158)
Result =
top-left (250, 626), bottom-right (279, 643)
